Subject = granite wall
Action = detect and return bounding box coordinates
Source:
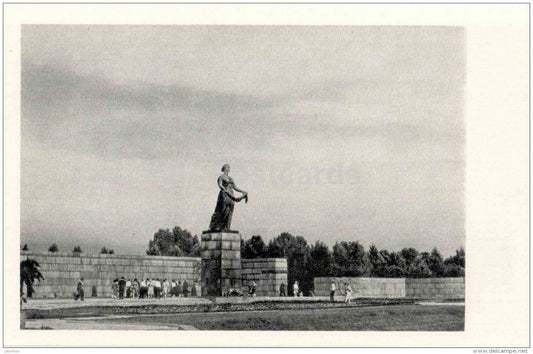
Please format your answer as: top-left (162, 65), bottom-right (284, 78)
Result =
top-left (405, 278), bottom-right (465, 299)
top-left (314, 277), bottom-right (464, 299)
top-left (21, 251), bottom-right (201, 299)
top-left (241, 258), bottom-right (288, 297)
top-left (21, 250), bottom-right (288, 298)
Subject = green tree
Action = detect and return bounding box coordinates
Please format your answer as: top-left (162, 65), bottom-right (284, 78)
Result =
top-left (443, 263), bottom-right (465, 277)
top-left (368, 244), bottom-right (384, 277)
top-left (407, 258), bottom-right (433, 278)
top-left (72, 246), bottom-right (82, 253)
top-left (427, 248), bottom-right (445, 277)
top-left (332, 241), bottom-right (369, 277)
top-left (20, 259), bottom-right (44, 298)
top-left (48, 243), bottom-right (59, 252)
top-left (172, 226), bottom-right (200, 256)
top-left (401, 248), bottom-right (419, 268)
top-left (444, 248), bottom-right (465, 268)
top-left (241, 235), bottom-right (268, 259)
top-left (267, 232), bottom-right (310, 295)
top-left (307, 241), bottom-right (332, 278)
top-left (384, 252), bottom-right (407, 277)
top-left (443, 248), bottom-right (465, 277)
top-left (100, 247), bottom-right (115, 254)
top-left (147, 229), bottom-right (178, 256)
top-left (146, 227), bottom-right (200, 257)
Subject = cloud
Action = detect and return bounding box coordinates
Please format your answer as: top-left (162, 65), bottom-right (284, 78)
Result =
top-left (22, 65), bottom-right (287, 160)
top-left (22, 64), bottom-right (463, 164)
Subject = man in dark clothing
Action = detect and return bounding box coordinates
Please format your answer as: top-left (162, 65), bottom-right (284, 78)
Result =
top-left (280, 283), bottom-right (286, 296)
top-left (182, 280), bottom-right (189, 297)
top-left (75, 277), bottom-right (84, 301)
top-left (330, 280), bottom-right (336, 302)
top-left (118, 277), bottom-right (126, 300)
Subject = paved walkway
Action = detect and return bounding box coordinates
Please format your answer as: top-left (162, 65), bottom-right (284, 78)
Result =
top-left (22, 296), bottom-right (341, 310)
top-left (417, 301), bottom-right (465, 306)
top-left (24, 317), bottom-right (198, 330)
top-left (21, 296), bottom-right (464, 311)
top-left (22, 297), bottom-right (212, 310)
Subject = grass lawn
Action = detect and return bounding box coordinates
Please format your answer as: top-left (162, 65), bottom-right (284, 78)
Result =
top-left (92, 304), bottom-right (464, 331)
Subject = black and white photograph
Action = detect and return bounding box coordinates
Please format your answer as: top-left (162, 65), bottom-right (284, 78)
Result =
top-left (4, 3), bottom-right (529, 349)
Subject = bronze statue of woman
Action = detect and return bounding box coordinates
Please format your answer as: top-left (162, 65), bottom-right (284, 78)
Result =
top-left (208, 164), bottom-right (248, 232)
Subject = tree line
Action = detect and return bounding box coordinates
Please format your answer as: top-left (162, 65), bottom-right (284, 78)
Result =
top-left (144, 227), bottom-right (465, 296)
top-left (241, 232), bottom-right (465, 296)
top-left (22, 243), bottom-right (115, 254)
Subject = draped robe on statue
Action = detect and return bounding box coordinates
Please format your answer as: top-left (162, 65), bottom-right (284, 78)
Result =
top-left (209, 175), bottom-right (238, 232)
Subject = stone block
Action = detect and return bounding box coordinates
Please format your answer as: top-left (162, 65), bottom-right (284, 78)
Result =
top-left (202, 250), bottom-right (221, 259)
top-left (221, 259), bottom-right (232, 268)
top-left (70, 257), bottom-right (82, 264)
top-left (222, 251), bottom-right (240, 260)
top-left (220, 233), bottom-right (241, 242)
top-left (220, 240), bottom-right (232, 250)
top-left (241, 268), bottom-right (253, 275)
top-left (202, 241), bottom-right (221, 250)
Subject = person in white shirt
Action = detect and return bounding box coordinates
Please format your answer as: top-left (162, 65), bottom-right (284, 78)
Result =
top-left (147, 279), bottom-right (154, 299)
top-left (344, 283), bottom-right (353, 305)
top-left (162, 279), bottom-right (170, 298)
top-left (293, 281), bottom-right (299, 297)
top-left (125, 279), bottom-right (132, 298)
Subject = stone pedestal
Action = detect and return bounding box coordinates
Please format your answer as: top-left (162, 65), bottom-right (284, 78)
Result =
top-left (201, 231), bottom-right (242, 296)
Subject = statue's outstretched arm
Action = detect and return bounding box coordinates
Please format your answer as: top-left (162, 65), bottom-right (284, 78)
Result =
top-left (233, 184), bottom-right (247, 195)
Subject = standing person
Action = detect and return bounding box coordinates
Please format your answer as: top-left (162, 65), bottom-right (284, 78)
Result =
top-left (111, 279), bottom-right (118, 299)
top-left (279, 282), bottom-right (286, 297)
top-left (147, 279), bottom-right (154, 299)
top-left (183, 280), bottom-right (189, 298)
top-left (330, 280), bottom-right (336, 303)
top-left (170, 280), bottom-right (176, 297)
top-left (126, 279), bottom-right (132, 298)
top-left (190, 281), bottom-right (197, 297)
top-left (74, 277), bottom-right (84, 301)
top-left (139, 279), bottom-right (147, 299)
top-left (249, 281), bottom-right (257, 297)
top-left (162, 279), bottom-right (170, 299)
top-left (154, 279), bottom-right (162, 299)
top-left (118, 277), bottom-right (126, 300)
top-left (293, 281), bottom-right (299, 297)
top-left (177, 281), bottom-right (183, 297)
top-left (252, 281), bottom-right (257, 297)
top-left (344, 282), bottom-right (353, 305)
top-left (132, 279), bottom-right (140, 298)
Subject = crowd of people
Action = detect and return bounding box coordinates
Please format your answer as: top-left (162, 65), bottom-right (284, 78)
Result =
top-left (110, 277), bottom-right (197, 300)
top-left (71, 277), bottom-right (355, 304)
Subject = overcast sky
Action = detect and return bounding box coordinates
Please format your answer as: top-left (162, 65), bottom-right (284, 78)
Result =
top-left (21, 25), bottom-right (465, 257)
